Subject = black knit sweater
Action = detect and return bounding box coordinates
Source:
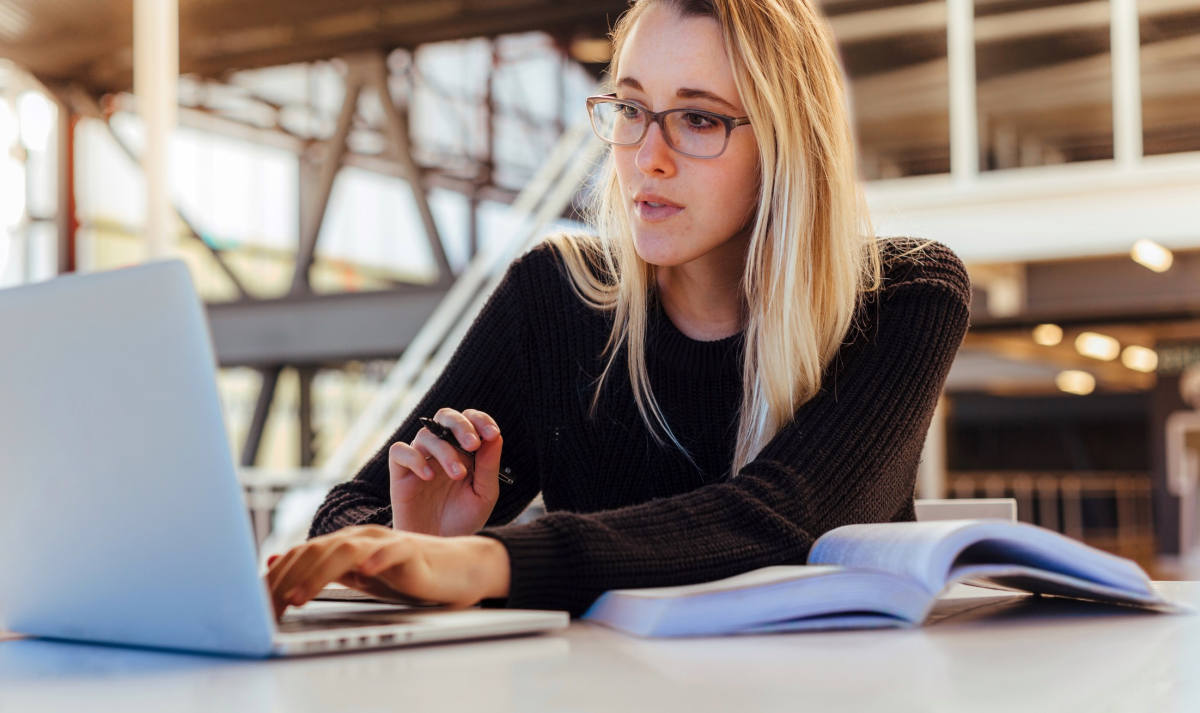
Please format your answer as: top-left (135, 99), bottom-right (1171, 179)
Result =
top-left (309, 237), bottom-right (971, 616)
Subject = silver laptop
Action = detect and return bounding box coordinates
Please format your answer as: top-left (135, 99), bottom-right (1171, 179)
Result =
top-left (0, 260), bottom-right (567, 657)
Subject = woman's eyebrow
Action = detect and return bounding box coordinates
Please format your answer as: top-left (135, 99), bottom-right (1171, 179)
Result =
top-left (617, 77), bottom-right (739, 113)
top-left (675, 88), bottom-right (738, 113)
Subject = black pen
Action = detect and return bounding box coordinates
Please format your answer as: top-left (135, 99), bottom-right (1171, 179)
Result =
top-left (418, 417), bottom-right (515, 485)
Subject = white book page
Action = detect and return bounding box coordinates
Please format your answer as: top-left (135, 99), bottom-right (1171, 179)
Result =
top-left (605, 565), bottom-right (844, 599)
top-left (807, 520), bottom-right (1154, 597)
top-left (738, 613), bottom-right (910, 633)
top-left (949, 565), bottom-right (1186, 612)
top-left (808, 520), bottom-right (981, 593)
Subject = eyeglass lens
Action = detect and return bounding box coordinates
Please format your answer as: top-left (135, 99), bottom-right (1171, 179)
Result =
top-left (589, 101), bottom-right (728, 158)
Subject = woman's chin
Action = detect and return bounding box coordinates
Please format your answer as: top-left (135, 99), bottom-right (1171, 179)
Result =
top-left (632, 232), bottom-right (690, 268)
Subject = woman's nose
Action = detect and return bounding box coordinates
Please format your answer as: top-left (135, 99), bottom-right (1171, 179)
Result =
top-left (634, 122), bottom-right (677, 178)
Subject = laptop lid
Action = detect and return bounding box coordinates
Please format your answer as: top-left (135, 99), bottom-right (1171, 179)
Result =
top-left (0, 261), bottom-right (277, 656)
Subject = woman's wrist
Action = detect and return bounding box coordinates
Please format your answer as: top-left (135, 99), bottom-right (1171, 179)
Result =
top-left (466, 534), bottom-right (511, 600)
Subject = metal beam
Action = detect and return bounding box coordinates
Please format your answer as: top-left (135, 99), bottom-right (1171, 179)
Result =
top-left (241, 366), bottom-right (281, 467)
top-left (290, 61), bottom-right (362, 295)
top-left (364, 52), bottom-right (453, 283)
top-left (298, 366), bottom-right (317, 467)
top-left (53, 91), bottom-right (77, 274)
top-left (150, 97), bottom-right (524, 203)
top-left (206, 284), bottom-right (450, 367)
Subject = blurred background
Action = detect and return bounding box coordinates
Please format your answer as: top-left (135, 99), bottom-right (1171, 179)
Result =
top-left (0, 0), bottom-right (1198, 577)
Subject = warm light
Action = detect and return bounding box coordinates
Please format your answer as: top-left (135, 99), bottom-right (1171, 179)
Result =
top-left (1121, 345), bottom-right (1158, 373)
top-left (1056, 370), bottom-right (1096, 396)
top-left (570, 37), bottom-right (613, 64)
top-left (1032, 323), bottom-right (1063, 346)
top-left (16, 90), bottom-right (53, 152)
top-left (1131, 239), bottom-right (1173, 273)
top-left (1075, 331), bottom-right (1120, 361)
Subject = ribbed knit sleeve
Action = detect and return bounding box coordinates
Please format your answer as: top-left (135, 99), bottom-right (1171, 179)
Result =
top-left (479, 241), bottom-right (970, 616)
top-left (308, 252), bottom-right (543, 538)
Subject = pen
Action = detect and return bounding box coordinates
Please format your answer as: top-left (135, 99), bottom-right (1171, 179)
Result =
top-left (418, 417), bottom-right (515, 485)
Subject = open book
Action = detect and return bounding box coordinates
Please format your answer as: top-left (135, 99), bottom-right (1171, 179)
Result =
top-left (582, 519), bottom-right (1183, 637)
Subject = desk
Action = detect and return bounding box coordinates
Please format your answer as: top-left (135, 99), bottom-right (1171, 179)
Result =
top-left (1, 582), bottom-right (1196, 713)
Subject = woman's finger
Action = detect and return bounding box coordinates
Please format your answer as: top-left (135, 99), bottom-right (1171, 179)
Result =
top-left (282, 538), bottom-right (378, 608)
top-left (389, 441), bottom-right (434, 481)
top-left (268, 543), bottom-right (326, 617)
top-left (266, 542), bottom-right (310, 594)
top-left (433, 407), bottom-right (482, 452)
top-left (462, 409), bottom-right (501, 442)
top-left (269, 527), bottom-right (397, 617)
top-left (271, 540), bottom-right (339, 610)
top-left (471, 429), bottom-right (503, 493)
top-left (414, 428), bottom-right (472, 481)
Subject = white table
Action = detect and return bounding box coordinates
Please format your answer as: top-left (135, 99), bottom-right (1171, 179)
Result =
top-left (1, 582), bottom-right (1197, 713)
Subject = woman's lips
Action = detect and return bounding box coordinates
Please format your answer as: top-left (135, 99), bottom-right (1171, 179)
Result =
top-left (634, 198), bottom-right (684, 222)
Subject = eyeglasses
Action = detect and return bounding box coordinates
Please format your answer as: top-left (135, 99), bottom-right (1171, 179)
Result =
top-left (586, 94), bottom-right (751, 159)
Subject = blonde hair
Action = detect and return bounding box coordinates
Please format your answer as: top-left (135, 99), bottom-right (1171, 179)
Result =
top-left (547, 0), bottom-right (882, 476)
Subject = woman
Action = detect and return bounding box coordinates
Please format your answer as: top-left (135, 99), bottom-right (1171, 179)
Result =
top-left (266, 0), bottom-right (970, 619)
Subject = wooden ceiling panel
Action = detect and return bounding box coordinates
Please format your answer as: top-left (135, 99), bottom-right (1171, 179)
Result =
top-left (0, 0), bottom-right (626, 92)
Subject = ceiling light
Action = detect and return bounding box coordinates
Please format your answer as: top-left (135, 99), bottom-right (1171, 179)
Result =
top-left (1075, 331), bottom-right (1120, 361)
top-left (1130, 239), bottom-right (1172, 273)
top-left (1121, 345), bottom-right (1158, 373)
top-left (1032, 323), bottom-right (1063, 346)
top-left (1056, 370), bottom-right (1095, 396)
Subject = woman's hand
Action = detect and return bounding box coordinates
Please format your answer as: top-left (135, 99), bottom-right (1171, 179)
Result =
top-left (388, 408), bottom-right (504, 537)
top-left (265, 525), bottom-right (511, 620)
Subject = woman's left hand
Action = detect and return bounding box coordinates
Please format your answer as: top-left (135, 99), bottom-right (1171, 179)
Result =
top-left (265, 525), bottom-right (511, 620)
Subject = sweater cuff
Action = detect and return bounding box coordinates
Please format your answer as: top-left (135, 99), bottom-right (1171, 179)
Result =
top-left (308, 503), bottom-right (392, 539)
top-left (477, 519), bottom-right (592, 616)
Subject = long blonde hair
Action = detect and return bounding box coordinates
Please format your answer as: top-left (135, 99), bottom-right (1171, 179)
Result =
top-left (547, 0), bottom-right (882, 475)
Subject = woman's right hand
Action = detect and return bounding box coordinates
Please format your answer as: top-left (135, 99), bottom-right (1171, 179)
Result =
top-left (387, 408), bottom-right (503, 537)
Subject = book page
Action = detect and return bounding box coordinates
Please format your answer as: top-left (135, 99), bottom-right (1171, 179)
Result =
top-left (808, 520), bottom-right (1154, 597)
top-left (603, 566), bottom-right (843, 599)
top-left (738, 612), bottom-right (910, 633)
top-left (808, 520), bottom-right (977, 593)
top-left (582, 568), bottom-right (934, 635)
top-left (950, 565), bottom-right (1186, 612)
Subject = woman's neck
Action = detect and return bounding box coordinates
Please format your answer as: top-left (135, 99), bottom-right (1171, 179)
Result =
top-left (654, 236), bottom-right (749, 342)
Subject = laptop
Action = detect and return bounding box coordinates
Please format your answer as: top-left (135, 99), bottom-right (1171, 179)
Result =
top-left (0, 260), bottom-right (568, 657)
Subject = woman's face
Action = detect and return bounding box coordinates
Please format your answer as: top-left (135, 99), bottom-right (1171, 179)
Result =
top-left (613, 3), bottom-right (760, 270)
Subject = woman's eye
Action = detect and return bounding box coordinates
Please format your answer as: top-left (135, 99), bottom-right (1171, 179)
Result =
top-left (682, 112), bottom-right (719, 131)
top-left (616, 103), bottom-right (643, 120)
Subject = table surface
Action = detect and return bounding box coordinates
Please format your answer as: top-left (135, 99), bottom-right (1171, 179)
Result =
top-left (1, 582), bottom-right (1197, 713)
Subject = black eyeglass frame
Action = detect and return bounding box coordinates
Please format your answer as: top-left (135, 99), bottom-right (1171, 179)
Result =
top-left (585, 93), bottom-right (751, 159)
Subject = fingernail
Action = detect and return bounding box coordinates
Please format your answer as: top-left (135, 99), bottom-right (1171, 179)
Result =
top-left (267, 555), bottom-right (279, 566)
top-left (482, 426), bottom-right (499, 438)
top-left (452, 463), bottom-right (465, 476)
top-left (424, 466), bottom-right (435, 478)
